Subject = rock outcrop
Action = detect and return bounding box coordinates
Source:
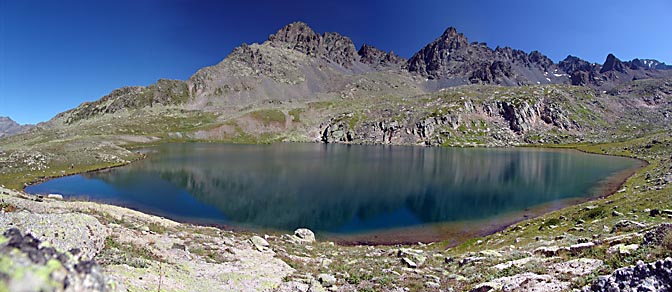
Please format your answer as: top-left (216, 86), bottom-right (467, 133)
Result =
top-left (406, 27), bottom-right (565, 85)
top-left (0, 228), bottom-right (109, 292)
top-left (268, 21), bottom-right (358, 68)
top-left (586, 258), bottom-right (672, 292)
top-left (357, 44), bottom-right (405, 67)
top-left (0, 212), bottom-right (108, 260)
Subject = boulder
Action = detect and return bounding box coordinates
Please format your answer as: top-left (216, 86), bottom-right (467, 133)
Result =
top-left (250, 236), bottom-right (270, 252)
top-left (607, 244), bottom-right (640, 255)
top-left (551, 258), bottom-right (603, 276)
top-left (317, 273), bottom-right (336, 287)
top-left (534, 246), bottom-right (569, 257)
top-left (47, 194), bottom-right (63, 200)
top-left (293, 228), bottom-right (315, 243)
top-left (611, 220), bottom-right (647, 233)
top-left (402, 257), bottom-right (418, 268)
top-left (643, 223), bottom-right (672, 246)
top-left (570, 242), bottom-right (595, 253)
top-left (396, 248), bottom-right (426, 267)
top-left (493, 257), bottom-right (544, 270)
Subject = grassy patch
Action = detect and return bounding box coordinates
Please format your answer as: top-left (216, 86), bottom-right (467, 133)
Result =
top-left (148, 223), bottom-right (167, 234)
top-left (189, 246), bottom-right (228, 264)
top-left (288, 108), bottom-right (305, 123)
top-left (97, 236), bottom-right (160, 268)
top-left (249, 109), bottom-right (286, 125)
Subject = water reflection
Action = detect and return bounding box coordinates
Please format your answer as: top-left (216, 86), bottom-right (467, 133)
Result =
top-left (27, 143), bottom-right (639, 234)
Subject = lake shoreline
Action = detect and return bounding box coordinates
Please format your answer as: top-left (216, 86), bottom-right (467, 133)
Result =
top-left (22, 141), bottom-right (648, 247)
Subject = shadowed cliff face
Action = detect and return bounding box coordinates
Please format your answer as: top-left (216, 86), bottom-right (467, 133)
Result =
top-left (27, 143), bottom-right (639, 234)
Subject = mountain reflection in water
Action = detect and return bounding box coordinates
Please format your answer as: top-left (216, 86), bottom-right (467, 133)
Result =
top-left (26, 143), bottom-right (639, 234)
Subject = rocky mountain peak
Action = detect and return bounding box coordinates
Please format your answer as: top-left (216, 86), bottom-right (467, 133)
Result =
top-left (358, 44), bottom-right (406, 67)
top-left (442, 27), bottom-right (459, 37)
top-left (559, 55), bottom-right (594, 74)
top-left (436, 27), bottom-right (469, 50)
top-left (267, 21), bottom-right (357, 68)
top-left (268, 21), bottom-right (320, 55)
top-left (528, 50), bottom-right (554, 71)
top-left (628, 58), bottom-right (672, 70)
top-left (600, 53), bottom-right (627, 74)
top-left (406, 27), bottom-right (474, 79)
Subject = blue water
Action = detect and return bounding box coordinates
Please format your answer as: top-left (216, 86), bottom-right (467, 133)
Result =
top-left (26, 143), bottom-right (640, 235)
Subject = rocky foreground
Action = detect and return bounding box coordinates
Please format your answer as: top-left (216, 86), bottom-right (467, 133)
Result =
top-left (1, 132), bottom-right (672, 292)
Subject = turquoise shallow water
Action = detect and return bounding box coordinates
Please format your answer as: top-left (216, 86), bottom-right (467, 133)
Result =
top-left (26, 143), bottom-right (640, 235)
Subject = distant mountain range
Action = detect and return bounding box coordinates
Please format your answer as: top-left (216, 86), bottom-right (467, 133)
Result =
top-left (0, 117), bottom-right (32, 138)
top-left (4, 21), bottom-right (670, 149)
top-left (48, 22), bottom-right (672, 125)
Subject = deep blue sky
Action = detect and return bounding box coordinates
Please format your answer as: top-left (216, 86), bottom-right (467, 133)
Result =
top-left (2, 0), bottom-right (671, 124)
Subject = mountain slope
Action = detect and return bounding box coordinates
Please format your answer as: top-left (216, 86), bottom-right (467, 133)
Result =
top-left (47, 22), bottom-right (672, 129)
top-left (0, 117), bottom-right (32, 138)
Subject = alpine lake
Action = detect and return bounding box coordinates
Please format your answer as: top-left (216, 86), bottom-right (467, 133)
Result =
top-left (26, 143), bottom-right (642, 245)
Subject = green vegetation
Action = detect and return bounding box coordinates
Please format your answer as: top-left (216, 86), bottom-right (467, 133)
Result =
top-left (98, 236), bottom-right (160, 268)
top-left (249, 109), bottom-right (286, 125)
top-left (288, 108), bottom-right (304, 123)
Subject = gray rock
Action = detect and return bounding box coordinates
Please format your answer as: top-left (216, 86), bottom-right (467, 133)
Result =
top-left (402, 257), bottom-right (418, 268)
top-left (611, 220), bottom-right (646, 233)
top-left (0, 228), bottom-right (110, 292)
top-left (494, 257), bottom-right (544, 270)
top-left (460, 256), bottom-right (486, 266)
top-left (397, 248), bottom-right (426, 267)
top-left (534, 246), bottom-right (569, 257)
top-left (570, 242), bottom-right (595, 253)
top-left (250, 236), bottom-right (270, 252)
top-left (585, 258), bottom-right (672, 291)
top-left (607, 244), bottom-right (640, 255)
top-left (317, 273), bottom-right (336, 287)
top-left (0, 212), bottom-right (108, 260)
top-left (473, 273), bottom-right (570, 292)
top-left (293, 228), bottom-right (315, 243)
top-left (47, 194), bottom-right (63, 200)
top-left (643, 223), bottom-right (672, 246)
top-left (551, 258), bottom-right (603, 276)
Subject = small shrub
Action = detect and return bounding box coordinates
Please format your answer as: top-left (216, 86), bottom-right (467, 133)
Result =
top-left (581, 207), bottom-right (606, 220)
top-left (540, 218), bottom-right (561, 230)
